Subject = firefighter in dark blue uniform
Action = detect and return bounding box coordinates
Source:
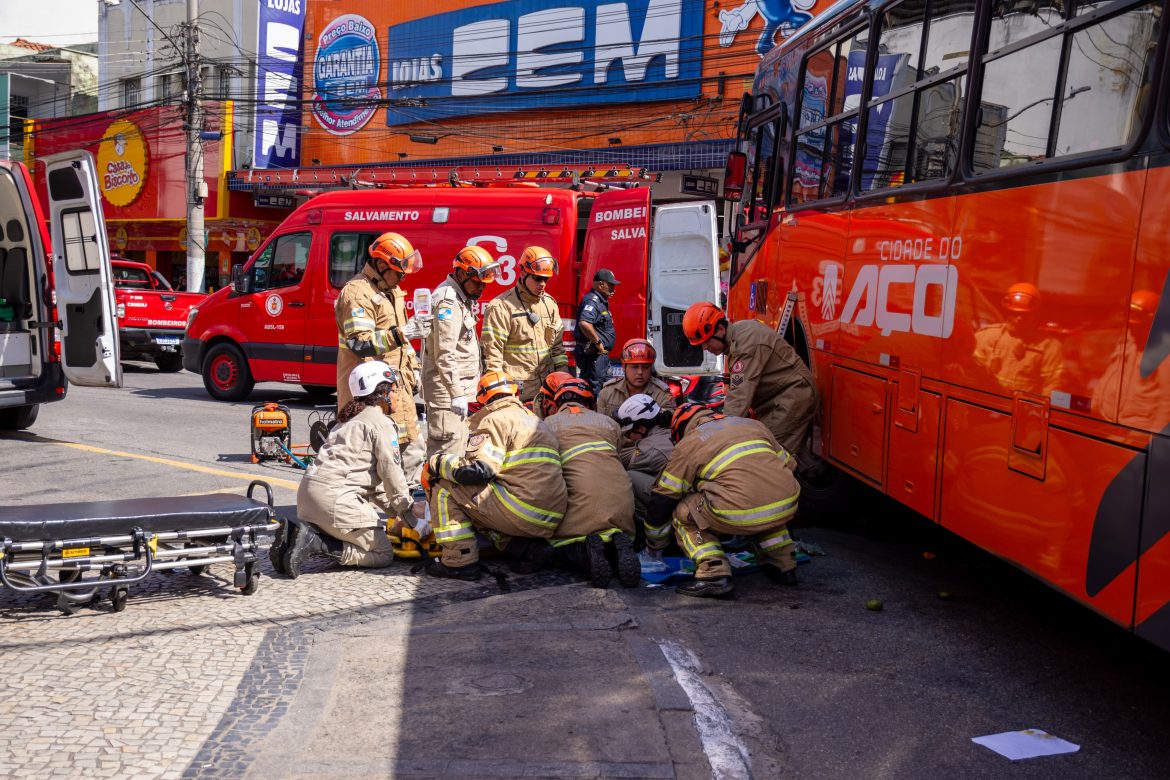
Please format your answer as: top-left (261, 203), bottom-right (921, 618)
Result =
top-left (574, 269), bottom-right (619, 396)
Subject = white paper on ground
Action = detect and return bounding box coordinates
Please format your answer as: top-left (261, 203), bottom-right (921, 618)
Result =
top-left (972, 729), bottom-right (1080, 760)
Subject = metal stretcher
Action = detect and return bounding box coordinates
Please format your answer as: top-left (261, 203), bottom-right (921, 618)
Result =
top-left (0, 481), bottom-right (280, 614)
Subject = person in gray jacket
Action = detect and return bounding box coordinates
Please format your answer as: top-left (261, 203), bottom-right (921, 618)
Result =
top-left (284, 361), bottom-right (415, 577)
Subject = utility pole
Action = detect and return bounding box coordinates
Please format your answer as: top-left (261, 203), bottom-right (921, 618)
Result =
top-left (185, 0), bottom-right (205, 293)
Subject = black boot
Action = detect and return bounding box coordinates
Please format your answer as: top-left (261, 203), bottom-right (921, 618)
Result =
top-left (765, 565), bottom-right (799, 587)
top-left (423, 560), bottom-right (483, 581)
top-left (676, 576), bottom-right (734, 598)
top-left (611, 532), bottom-right (640, 588)
top-left (504, 538), bottom-right (554, 575)
top-left (268, 519), bottom-right (290, 575)
top-left (585, 533), bottom-right (611, 589)
top-left (283, 519), bottom-right (330, 579)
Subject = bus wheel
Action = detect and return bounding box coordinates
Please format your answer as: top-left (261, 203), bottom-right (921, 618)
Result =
top-left (154, 352), bottom-right (184, 373)
top-left (301, 384), bottom-right (335, 400)
top-left (202, 343), bottom-right (254, 402)
top-left (0, 404), bottom-right (39, 431)
top-left (795, 453), bottom-right (856, 523)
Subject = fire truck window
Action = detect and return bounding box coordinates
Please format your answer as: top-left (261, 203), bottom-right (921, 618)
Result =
top-left (251, 232), bottom-right (311, 291)
top-left (329, 232), bottom-right (379, 288)
top-left (1054, 4), bottom-right (1158, 157)
top-left (973, 36), bottom-right (1062, 170)
top-left (113, 265), bottom-right (151, 288)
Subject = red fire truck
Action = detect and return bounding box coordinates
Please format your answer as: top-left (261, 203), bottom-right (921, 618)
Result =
top-left (182, 176), bottom-right (719, 401)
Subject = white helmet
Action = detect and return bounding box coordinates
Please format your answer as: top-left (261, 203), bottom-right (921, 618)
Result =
top-left (616, 393), bottom-right (661, 432)
top-left (348, 361), bottom-right (398, 399)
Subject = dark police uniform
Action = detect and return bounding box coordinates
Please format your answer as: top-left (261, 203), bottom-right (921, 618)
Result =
top-left (574, 288), bottom-right (616, 395)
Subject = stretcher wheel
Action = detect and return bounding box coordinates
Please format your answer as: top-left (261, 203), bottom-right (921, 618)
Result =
top-left (240, 562), bottom-right (259, 595)
top-left (110, 587), bottom-right (129, 612)
top-left (187, 541), bottom-right (209, 575)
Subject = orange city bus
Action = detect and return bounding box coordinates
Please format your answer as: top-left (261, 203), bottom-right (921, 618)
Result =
top-left (721, 0), bottom-right (1170, 649)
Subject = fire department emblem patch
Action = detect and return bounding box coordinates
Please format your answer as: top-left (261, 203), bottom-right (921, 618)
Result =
top-left (731, 359), bottom-right (744, 373)
top-left (467, 434), bottom-right (487, 449)
top-left (265, 294), bottom-right (284, 317)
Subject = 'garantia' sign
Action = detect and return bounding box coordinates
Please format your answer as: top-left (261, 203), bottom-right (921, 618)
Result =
top-left (311, 14), bottom-right (380, 136)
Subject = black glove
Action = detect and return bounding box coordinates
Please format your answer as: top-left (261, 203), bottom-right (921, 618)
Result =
top-left (345, 336), bottom-right (377, 357)
top-left (451, 460), bottom-right (496, 486)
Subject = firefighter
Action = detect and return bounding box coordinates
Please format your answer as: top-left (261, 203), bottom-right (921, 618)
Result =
top-left (682, 301), bottom-right (816, 457)
top-left (286, 362), bottom-right (415, 577)
top-left (973, 282), bottom-right (1065, 397)
top-left (615, 393), bottom-right (675, 532)
top-left (541, 375), bottom-right (640, 588)
top-left (422, 245), bottom-right (501, 460)
top-left (646, 403), bottom-right (801, 598)
top-left (480, 246), bottom-right (568, 404)
top-left (423, 370), bottom-right (568, 580)
top-left (573, 269), bottom-right (620, 397)
top-left (597, 338), bottom-right (676, 419)
top-left (335, 231), bottom-right (429, 481)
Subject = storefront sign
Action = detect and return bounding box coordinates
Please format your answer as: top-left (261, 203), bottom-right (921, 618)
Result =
top-left (97, 119), bottom-right (148, 207)
top-left (382, 0), bottom-right (703, 126)
top-left (681, 174), bottom-right (718, 196)
top-left (311, 14), bottom-right (380, 135)
top-left (254, 0), bottom-right (307, 168)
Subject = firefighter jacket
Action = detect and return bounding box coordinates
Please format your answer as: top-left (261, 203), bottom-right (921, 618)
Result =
top-left (335, 266), bottom-right (420, 437)
top-left (650, 412), bottom-right (799, 544)
top-left (622, 423), bottom-right (674, 475)
top-left (597, 376), bottom-right (676, 420)
top-left (480, 285), bottom-right (567, 390)
top-left (297, 405), bottom-right (413, 531)
top-left (422, 274), bottom-right (481, 407)
top-left (973, 323), bottom-right (1064, 397)
top-left (432, 395), bottom-right (567, 536)
top-left (724, 319), bottom-right (816, 425)
top-left (543, 403), bottom-right (635, 537)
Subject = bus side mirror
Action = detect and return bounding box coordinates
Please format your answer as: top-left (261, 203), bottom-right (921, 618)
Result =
top-left (723, 151), bottom-right (747, 202)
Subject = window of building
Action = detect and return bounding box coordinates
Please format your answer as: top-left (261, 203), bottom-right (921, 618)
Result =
top-left (329, 233), bottom-right (378, 288)
top-left (217, 67), bottom-right (232, 101)
top-left (250, 232), bottom-right (311, 291)
top-left (122, 77), bottom-right (140, 108)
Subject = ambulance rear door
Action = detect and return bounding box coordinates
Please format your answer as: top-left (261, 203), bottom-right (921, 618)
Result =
top-left (41, 150), bottom-right (122, 388)
top-left (580, 188), bottom-right (651, 376)
top-left (647, 200), bottom-right (721, 375)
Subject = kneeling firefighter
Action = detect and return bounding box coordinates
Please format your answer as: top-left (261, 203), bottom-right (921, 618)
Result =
top-left (423, 370), bottom-right (568, 580)
top-left (283, 362), bottom-right (418, 577)
top-left (539, 374), bottom-right (640, 588)
top-left (646, 403), bottom-right (802, 598)
top-left (615, 393), bottom-right (675, 533)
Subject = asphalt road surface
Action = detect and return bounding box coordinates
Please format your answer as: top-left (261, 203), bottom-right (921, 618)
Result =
top-left (1, 362), bottom-right (1168, 779)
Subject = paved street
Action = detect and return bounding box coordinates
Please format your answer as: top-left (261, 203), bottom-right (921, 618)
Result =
top-left (2, 365), bottom-right (1170, 779)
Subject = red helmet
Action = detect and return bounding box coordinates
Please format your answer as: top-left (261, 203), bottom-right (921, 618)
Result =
top-left (552, 377), bottom-right (594, 409)
top-left (518, 246), bottom-right (558, 278)
top-left (454, 245), bottom-right (501, 282)
top-left (537, 371), bottom-right (576, 417)
top-left (671, 402), bottom-right (719, 444)
top-left (476, 370), bottom-right (519, 407)
top-left (1131, 290), bottom-right (1158, 317)
top-left (1002, 282), bottom-right (1040, 313)
top-left (621, 338), bottom-right (656, 365)
top-left (368, 232), bottom-right (422, 274)
top-left (682, 302), bottom-right (726, 346)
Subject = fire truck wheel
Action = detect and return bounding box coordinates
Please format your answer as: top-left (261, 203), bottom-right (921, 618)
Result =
top-left (202, 342), bottom-right (255, 402)
top-left (154, 352), bottom-right (184, 373)
top-left (0, 404), bottom-right (39, 431)
top-left (301, 384), bottom-right (335, 400)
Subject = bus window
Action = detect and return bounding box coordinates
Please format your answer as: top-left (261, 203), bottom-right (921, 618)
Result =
top-left (329, 232), bottom-right (378, 287)
top-left (975, 37), bottom-right (1062, 169)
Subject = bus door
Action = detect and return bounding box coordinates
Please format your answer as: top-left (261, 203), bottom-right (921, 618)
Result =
top-left (238, 231), bottom-right (312, 382)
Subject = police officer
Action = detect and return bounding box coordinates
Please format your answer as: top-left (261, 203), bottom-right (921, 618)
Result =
top-left (284, 362), bottom-right (415, 577)
top-left (682, 301), bottom-right (816, 457)
top-left (615, 394), bottom-right (674, 533)
top-left (647, 403), bottom-right (801, 598)
top-left (423, 370), bottom-right (568, 580)
top-left (541, 375), bottom-right (639, 588)
top-left (597, 338), bottom-right (676, 419)
top-left (480, 246), bottom-right (568, 404)
top-left (574, 269), bottom-right (619, 396)
top-left (422, 245), bottom-right (501, 460)
top-left (335, 232), bottom-right (429, 480)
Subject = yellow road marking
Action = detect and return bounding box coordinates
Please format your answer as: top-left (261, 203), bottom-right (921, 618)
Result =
top-left (52, 440), bottom-right (300, 490)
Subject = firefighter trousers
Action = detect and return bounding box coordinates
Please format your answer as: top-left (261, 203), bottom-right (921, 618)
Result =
top-left (672, 493), bottom-right (797, 580)
top-left (424, 407), bottom-right (468, 461)
top-left (429, 479), bottom-right (556, 568)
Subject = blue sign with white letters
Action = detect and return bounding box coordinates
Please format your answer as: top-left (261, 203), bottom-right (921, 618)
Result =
top-left (254, 0), bottom-right (306, 168)
top-left (383, 0), bottom-right (704, 127)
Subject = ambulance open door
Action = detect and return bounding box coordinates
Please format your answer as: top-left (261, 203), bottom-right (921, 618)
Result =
top-left (647, 201), bottom-right (721, 376)
top-left (41, 150), bottom-right (123, 388)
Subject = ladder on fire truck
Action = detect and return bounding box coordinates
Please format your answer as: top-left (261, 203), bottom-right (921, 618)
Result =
top-left (234, 164), bottom-right (661, 191)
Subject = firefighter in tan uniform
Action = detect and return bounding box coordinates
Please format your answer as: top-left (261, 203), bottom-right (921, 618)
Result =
top-left (647, 403), bottom-right (801, 598)
top-left (597, 338), bottom-right (676, 419)
top-left (284, 362), bottom-right (415, 577)
top-left (422, 245), bottom-right (501, 459)
top-left (480, 246), bottom-right (568, 404)
top-left (973, 283), bottom-right (1064, 397)
top-left (683, 302), bottom-right (817, 456)
top-left (423, 370), bottom-right (568, 580)
top-left (540, 375), bottom-right (640, 588)
top-left (335, 232), bottom-right (429, 480)
top-left (615, 394), bottom-right (675, 533)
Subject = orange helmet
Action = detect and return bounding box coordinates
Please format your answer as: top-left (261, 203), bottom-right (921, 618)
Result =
top-left (537, 371), bottom-right (576, 417)
top-left (552, 377), bottom-right (594, 409)
top-left (621, 338), bottom-right (656, 365)
top-left (1131, 290), bottom-right (1158, 317)
top-left (454, 245), bottom-right (501, 282)
top-left (1002, 282), bottom-right (1040, 313)
top-left (671, 402), bottom-right (718, 444)
top-left (518, 246), bottom-right (558, 278)
top-left (476, 370), bottom-right (519, 407)
top-left (368, 232), bottom-right (422, 274)
top-left (682, 302), bottom-right (726, 346)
